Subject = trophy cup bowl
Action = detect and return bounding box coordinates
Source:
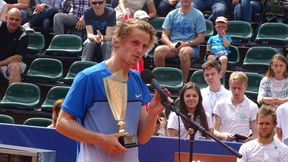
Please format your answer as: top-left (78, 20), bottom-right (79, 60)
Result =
top-left (103, 73), bottom-right (137, 148)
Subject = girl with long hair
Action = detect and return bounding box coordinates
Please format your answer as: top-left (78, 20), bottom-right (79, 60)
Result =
top-left (167, 82), bottom-right (213, 139)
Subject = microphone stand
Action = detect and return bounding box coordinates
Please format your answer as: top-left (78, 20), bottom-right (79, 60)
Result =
top-left (189, 133), bottom-right (195, 162)
top-left (161, 100), bottom-right (242, 161)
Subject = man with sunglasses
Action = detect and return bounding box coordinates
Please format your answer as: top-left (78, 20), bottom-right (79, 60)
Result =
top-left (0, 8), bottom-right (27, 84)
top-left (81, 0), bottom-right (116, 62)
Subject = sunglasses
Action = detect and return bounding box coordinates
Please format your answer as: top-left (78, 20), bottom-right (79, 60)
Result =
top-left (91, 1), bottom-right (104, 5)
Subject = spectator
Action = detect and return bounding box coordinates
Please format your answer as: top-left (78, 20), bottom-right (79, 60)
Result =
top-left (53, 0), bottom-right (89, 35)
top-left (206, 16), bottom-right (232, 76)
top-left (114, 0), bottom-right (157, 24)
top-left (153, 0), bottom-right (206, 82)
top-left (257, 54), bottom-right (288, 109)
top-left (22, 0), bottom-right (62, 38)
top-left (262, 0), bottom-right (288, 22)
top-left (81, 0), bottom-right (116, 62)
top-left (2, 0), bottom-right (30, 24)
top-left (213, 71), bottom-right (258, 142)
top-left (192, 0), bottom-right (228, 22)
top-left (201, 60), bottom-right (230, 123)
top-left (232, 0), bottom-right (263, 22)
top-left (153, 110), bottom-right (167, 136)
top-left (276, 104), bottom-right (288, 146)
top-left (56, 19), bottom-right (165, 162)
top-left (157, 0), bottom-right (180, 17)
top-left (0, 8), bottom-right (27, 84)
top-left (237, 105), bottom-right (288, 162)
top-left (167, 82), bottom-right (213, 139)
top-left (48, 99), bottom-right (63, 128)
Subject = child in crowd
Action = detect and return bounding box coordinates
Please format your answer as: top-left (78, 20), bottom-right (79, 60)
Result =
top-left (206, 16), bottom-right (232, 77)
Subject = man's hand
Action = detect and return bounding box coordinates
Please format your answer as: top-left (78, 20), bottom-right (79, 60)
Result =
top-left (232, 0), bottom-right (240, 5)
top-left (94, 30), bottom-right (104, 43)
top-left (99, 132), bottom-right (128, 154)
top-left (76, 16), bottom-right (85, 30)
top-left (34, 3), bottom-right (47, 14)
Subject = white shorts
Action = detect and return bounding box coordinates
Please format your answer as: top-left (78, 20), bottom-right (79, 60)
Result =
top-left (0, 61), bottom-right (27, 79)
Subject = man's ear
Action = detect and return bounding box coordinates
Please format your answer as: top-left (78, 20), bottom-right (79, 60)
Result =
top-left (113, 38), bottom-right (120, 48)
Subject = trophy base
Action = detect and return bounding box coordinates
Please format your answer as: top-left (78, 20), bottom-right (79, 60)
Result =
top-left (119, 135), bottom-right (137, 148)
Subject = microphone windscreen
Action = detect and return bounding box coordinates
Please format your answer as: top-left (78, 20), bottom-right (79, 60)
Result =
top-left (140, 69), bottom-right (155, 84)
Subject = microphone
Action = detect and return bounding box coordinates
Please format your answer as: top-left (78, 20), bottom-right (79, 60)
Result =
top-left (140, 69), bottom-right (174, 104)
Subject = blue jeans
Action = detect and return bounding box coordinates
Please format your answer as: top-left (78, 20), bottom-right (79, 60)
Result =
top-left (192, 0), bottom-right (228, 22)
top-left (20, 10), bottom-right (29, 24)
top-left (82, 40), bottom-right (112, 62)
top-left (158, 0), bottom-right (179, 17)
top-left (234, 0), bottom-right (262, 22)
top-left (30, 7), bottom-right (59, 36)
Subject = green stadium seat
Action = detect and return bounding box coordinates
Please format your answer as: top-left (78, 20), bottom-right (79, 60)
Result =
top-left (63, 61), bottom-right (97, 84)
top-left (23, 118), bottom-right (52, 127)
top-left (41, 86), bottom-right (70, 112)
top-left (45, 34), bottom-right (82, 57)
top-left (0, 82), bottom-right (40, 110)
top-left (255, 23), bottom-right (288, 45)
top-left (149, 17), bottom-right (165, 39)
top-left (152, 67), bottom-right (184, 93)
top-left (189, 70), bottom-right (224, 89)
top-left (245, 72), bottom-right (263, 100)
top-left (242, 46), bottom-right (279, 70)
top-left (0, 114), bottom-right (15, 124)
top-left (27, 32), bottom-right (45, 54)
top-left (226, 21), bottom-right (253, 42)
top-left (25, 58), bottom-right (63, 82)
top-left (205, 19), bottom-right (214, 40)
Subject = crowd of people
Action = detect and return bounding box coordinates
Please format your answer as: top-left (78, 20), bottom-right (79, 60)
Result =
top-left (0, 0), bottom-right (288, 161)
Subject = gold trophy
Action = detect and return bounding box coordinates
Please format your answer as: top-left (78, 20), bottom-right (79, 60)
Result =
top-left (103, 70), bottom-right (137, 148)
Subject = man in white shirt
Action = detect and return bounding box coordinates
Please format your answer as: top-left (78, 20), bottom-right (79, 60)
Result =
top-left (238, 105), bottom-right (288, 162)
top-left (201, 60), bottom-right (230, 123)
top-left (213, 71), bottom-right (258, 141)
top-left (276, 103), bottom-right (288, 146)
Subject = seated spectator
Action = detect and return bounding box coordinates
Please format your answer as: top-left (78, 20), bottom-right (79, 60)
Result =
top-left (0, 8), bottom-right (28, 84)
top-left (201, 60), bottom-right (230, 123)
top-left (157, 0), bottom-right (180, 17)
top-left (53, 0), bottom-right (89, 35)
top-left (48, 98), bottom-right (63, 128)
top-left (2, 0), bottom-right (30, 24)
top-left (238, 105), bottom-right (288, 162)
top-left (22, 0), bottom-right (62, 38)
top-left (192, 0), bottom-right (228, 22)
top-left (153, 110), bottom-right (167, 136)
top-left (114, 0), bottom-right (157, 24)
top-left (167, 82), bottom-right (213, 139)
top-left (81, 0), bottom-right (115, 62)
top-left (276, 104), bottom-right (288, 146)
top-left (153, 0), bottom-right (206, 82)
top-left (232, 0), bottom-right (263, 22)
top-left (258, 54), bottom-right (288, 109)
top-left (213, 71), bottom-right (258, 142)
top-left (262, 0), bottom-right (288, 22)
top-left (206, 16), bottom-right (232, 76)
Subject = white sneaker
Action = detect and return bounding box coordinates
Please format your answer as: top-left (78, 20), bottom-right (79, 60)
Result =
top-left (22, 23), bottom-right (34, 32)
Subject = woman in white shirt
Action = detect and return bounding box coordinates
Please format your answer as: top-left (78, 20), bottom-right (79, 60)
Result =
top-left (167, 82), bottom-right (213, 139)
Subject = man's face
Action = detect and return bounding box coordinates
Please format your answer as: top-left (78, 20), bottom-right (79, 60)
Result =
top-left (180, 0), bottom-right (192, 7)
top-left (6, 11), bottom-right (22, 32)
top-left (229, 80), bottom-right (246, 100)
top-left (257, 114), bottom-right (276, 139)
top-left (115, 28), bottom-right (150, 66)
top-left (90, 0), bottom-right (105, 9)
top-left (203, 67), bottom-right (222, 87)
